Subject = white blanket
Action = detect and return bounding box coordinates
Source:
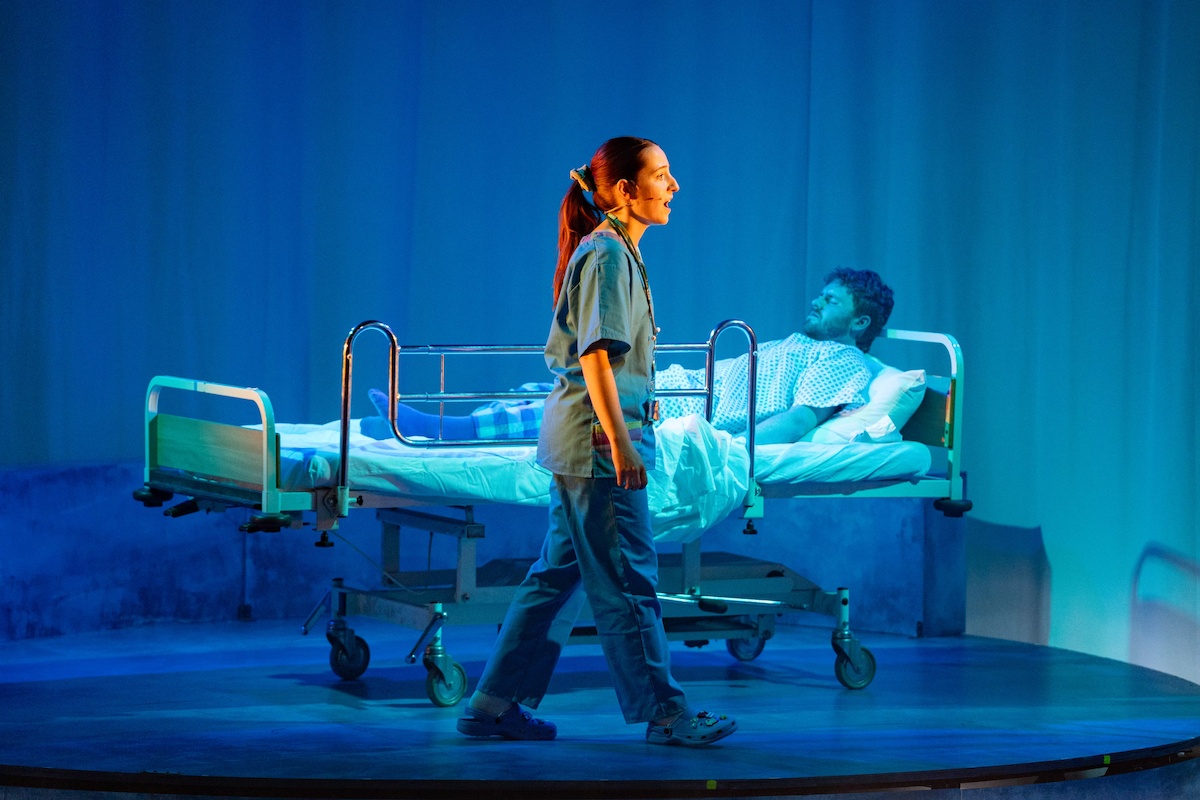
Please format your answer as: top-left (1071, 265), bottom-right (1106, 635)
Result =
top-left (269, 415), bottom-right (929, 543)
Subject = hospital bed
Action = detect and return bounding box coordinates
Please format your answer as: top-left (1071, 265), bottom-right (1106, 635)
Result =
top-left (133, 320), bottom-right (969, 705)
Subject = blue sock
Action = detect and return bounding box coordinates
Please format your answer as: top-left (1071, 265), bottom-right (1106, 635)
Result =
top-left (359, 416), bottom-right (393, 440)
top-left (367, 389), bottom-right (476, 440)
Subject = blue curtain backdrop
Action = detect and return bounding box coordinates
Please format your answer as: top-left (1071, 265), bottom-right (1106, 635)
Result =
top-left (2, 1), bottom-right (1197, 665)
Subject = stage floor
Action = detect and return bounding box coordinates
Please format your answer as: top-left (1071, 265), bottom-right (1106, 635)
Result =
top-left (2, 619), bottom-right (1199, 794)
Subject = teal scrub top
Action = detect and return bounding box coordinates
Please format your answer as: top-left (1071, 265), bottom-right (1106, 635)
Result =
top-left (537, 230), bottom-right (656, 478)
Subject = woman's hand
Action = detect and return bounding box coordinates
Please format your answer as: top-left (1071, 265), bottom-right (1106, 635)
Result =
top-left (612, 438), bottom-right (648, 490)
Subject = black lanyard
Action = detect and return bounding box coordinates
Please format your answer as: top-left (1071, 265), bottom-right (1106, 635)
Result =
top-left (603, 213), bottom-right (657, 344)
top-left (603, 214), bottom-right (659, 420)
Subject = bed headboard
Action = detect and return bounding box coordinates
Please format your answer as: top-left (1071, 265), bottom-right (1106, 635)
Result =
top-left (880, 329), bottom-right (964, 494)
top-left (900, 386), bottom-right (952, 449)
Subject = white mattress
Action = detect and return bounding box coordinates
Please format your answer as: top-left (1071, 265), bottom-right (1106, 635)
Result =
top-left (271, 415), bottom-right (930, 543)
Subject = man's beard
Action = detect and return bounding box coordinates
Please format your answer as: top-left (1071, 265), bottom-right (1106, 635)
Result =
top-left (803, 317), bottom-right (848, 341)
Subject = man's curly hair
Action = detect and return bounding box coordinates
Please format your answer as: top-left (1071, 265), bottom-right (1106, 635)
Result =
top-left (824, 268), bottom-right (894, 352)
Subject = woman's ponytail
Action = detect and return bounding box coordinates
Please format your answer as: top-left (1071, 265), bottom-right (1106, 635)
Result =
top-left (553, 181), bottom-right (601, 306)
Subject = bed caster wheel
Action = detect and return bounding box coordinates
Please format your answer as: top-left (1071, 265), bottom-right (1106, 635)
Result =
top-left (834, 646), bottom-right (876, 690)
top-left (329, 635), bottom-right (370, 680)
top-left (425, 661), bottom-right (467, 707)
top-left (133, 486), bottom-right (173, 507)
top-left (726, 636), bottom-right (766, 662)
top-left (240, 513), bottom-right (292, 533)
top-left (933, 498), bottom-right (973, 517)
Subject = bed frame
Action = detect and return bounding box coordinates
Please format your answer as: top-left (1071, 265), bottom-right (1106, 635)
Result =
top-left (133, 321), bottom-right (969, 705)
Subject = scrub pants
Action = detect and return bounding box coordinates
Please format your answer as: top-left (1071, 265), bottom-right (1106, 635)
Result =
top-left (476, 474), bottom-right (688, 724)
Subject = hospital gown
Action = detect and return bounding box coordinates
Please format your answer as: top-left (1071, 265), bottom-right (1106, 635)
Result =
top-left (655, 333), bottom-right (871, 435)
top-left (471, 333), bottom-right (870, 439)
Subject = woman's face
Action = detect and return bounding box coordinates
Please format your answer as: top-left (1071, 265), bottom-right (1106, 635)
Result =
top-left (625, 145), bottom-right (679, 227)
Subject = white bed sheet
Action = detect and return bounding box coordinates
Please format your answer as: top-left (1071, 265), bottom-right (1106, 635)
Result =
top-left (270, 414), bottom-right (930, 542)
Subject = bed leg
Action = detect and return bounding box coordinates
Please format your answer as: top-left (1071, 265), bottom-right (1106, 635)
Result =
top-left (456, 538), bottom-right (477, 603)
top-left (681, 540), bottom-right (702, 595)
top-left (830, 587), bottom-right (857, 662)
top-left (381, 522), bottom-right (400, 583)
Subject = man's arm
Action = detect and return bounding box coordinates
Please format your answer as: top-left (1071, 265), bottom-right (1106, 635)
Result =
top-left (754, 405), bottom-right (837, 445)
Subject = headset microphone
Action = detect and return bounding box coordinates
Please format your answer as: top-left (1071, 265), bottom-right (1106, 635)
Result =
top-left (602, 195), bottom-right (669, 215)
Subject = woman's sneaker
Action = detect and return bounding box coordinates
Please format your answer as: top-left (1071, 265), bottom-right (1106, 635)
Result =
top-left (457, 704), bottom-right (557, 740)
top-left (646, 708), bottom-right (737, 746)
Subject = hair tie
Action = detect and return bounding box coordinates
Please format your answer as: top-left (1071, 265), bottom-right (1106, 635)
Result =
top-left (570, 165), bottom-right (596, 193)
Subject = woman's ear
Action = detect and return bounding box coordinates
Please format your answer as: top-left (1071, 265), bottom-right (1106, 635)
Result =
top-left (615, 177), bottom-right (639, 202)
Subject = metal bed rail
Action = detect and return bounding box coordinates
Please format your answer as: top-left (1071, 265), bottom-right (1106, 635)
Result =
top-left (336, 319), bottom-right (759, 517)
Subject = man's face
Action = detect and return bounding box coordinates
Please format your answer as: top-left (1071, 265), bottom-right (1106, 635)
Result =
top-left (803, 281), bottom-right (860, 342)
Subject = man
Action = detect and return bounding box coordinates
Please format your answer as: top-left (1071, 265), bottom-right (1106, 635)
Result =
top-left (656, 267), bottom-right (893, 443)
top-left (366, 268), bottom-right (894, 445)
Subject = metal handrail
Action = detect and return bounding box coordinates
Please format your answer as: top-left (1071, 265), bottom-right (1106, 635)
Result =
top-left (396, 388), bottom-right (713, 403)
top-left (706, 320), bottom-right (760, 516)
top-left (706, 320), bottom-right (758, 459)
top-left (337, 319), bottom-right (761, 516)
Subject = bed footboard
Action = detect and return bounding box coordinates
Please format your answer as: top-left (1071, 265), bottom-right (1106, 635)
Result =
top-left (138, 376), bottom-right (313, 518)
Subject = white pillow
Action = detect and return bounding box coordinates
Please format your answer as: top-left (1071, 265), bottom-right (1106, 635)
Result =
top-left (801, 360), bottom-right (926, 444)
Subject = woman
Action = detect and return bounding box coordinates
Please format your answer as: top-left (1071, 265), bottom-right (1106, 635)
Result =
top-left (456, 137), bottom-right (737, 746)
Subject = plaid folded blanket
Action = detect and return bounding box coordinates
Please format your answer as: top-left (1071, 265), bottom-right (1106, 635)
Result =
top-left (471, 382), bottom-right (553, 439)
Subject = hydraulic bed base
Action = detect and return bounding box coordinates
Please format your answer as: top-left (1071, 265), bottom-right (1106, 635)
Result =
top-left (302, 505), bottom-right (870, 706)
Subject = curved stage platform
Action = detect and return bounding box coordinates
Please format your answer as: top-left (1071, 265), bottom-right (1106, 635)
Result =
top-left (2, 620), bottom-right (1199, 799)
